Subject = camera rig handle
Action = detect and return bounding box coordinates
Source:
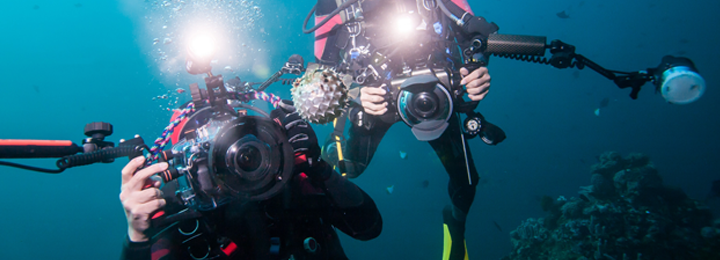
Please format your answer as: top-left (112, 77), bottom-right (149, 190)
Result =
top-left (0, 122), bottom-right (147, 173)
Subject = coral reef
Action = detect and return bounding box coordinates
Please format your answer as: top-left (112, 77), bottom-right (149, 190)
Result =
top-left (502, 152), bottom-right (720, 260)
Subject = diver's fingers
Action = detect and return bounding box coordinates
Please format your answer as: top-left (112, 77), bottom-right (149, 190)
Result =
top-left (468, 89), bottom-right (490, 102)
top-left (136, 188), bottom-right (164, 204)
top-left (122, 156), bottom-right (146, 185)
top-left (365, 107), bottom-right (388, 116)
top-left (125, 162), bottom-right (168, 192)
top-left (120, 185), bottom-right (161, 209)
top-left (127, 199), bottom-right (166, 220)
top-left (466, 81), bottom-right (490, 96)
top-left (361, 86), bottom-right (387, 96)
top-left (364, 102), bottom-right (388, 113)
top-left (460, 66), bottom-right (490, 86)
top-left (459, 67), bottom-right (470, 77)
top-left (361, 93), bottom-right (386, 104)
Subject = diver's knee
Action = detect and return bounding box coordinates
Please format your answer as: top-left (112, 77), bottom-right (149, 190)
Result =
top-left (340, 161), bottom-right (368, 179)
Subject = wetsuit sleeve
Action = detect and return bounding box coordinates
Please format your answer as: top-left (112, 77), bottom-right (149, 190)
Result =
top-left (121, 232), bottom-right (183, 260)
top-left (121, 237), bottom-right (152, 260)
top-left (311, 161), bottom-right (382, 241)
top-left (329, 182), bottom-right (383, 241)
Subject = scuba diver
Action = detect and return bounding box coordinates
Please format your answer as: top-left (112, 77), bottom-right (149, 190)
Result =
top-left (119, 101), bottom-right (383, 260)
top-left (304, 0), bottom-right (507, 259)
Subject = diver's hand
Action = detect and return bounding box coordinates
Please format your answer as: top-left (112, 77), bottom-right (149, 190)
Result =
top-left (271, 100), bottom-right (321, 160)
top-left (360, 85), bottom-right (389, 115)
top-left (119, 156), bottom-right (167, 242)
top-left (460, 67), bottom-right (491, 101)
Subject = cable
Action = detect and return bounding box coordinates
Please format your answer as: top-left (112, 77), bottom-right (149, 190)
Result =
top-left (57, 146), bottom-right (142, 170)
top-left (492, 53), bottom-right (552, 65)
top-left (302, 0), bottom-right (359, 34)
top-left (0, 160), bottom-right (63, 173)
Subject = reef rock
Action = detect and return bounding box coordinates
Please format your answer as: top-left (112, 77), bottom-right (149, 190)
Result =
top-left (502, 152), bottom-right (720, 260)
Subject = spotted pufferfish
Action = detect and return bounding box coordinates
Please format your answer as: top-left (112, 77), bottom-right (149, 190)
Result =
top-left (290, 68), bottom-right (348, 124)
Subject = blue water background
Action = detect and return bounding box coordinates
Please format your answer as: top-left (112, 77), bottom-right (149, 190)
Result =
top-left (0, 0), bottom-right (718, 259)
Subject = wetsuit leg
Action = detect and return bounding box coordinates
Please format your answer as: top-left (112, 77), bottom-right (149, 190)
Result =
top-left (428, 114), bottom-right (479, 217)
top-left (429, 114), bottom-right (479, 260)
top-left (338, 106), bottom-right (393, 178)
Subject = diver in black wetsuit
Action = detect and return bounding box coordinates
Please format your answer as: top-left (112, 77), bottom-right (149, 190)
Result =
top-left (307, 0), bottom-right (506, 259)
top-left (119, 102), bottom-right (382, 260)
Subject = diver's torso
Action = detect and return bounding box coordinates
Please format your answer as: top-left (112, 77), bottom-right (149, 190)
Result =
top-left (159, 179), bottom-right (345, 260)
top-left (318, 0), bottom-right (462, 80)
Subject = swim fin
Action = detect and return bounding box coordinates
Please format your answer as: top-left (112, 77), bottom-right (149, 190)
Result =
top-left (442, 205), bottom-right (469, 260)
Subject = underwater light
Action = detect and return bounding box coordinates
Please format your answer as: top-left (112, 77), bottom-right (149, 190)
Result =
top-left (185, 33), bottom-right (217, 75)
top-left (189, 35), bottom-right (216, 60)
top-left (654, 56), bottom-right (705, 104)
top-left (394, 14), bottom-right (415, 36)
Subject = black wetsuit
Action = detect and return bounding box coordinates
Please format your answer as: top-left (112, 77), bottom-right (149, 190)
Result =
top-left (341, 105), bottom-right (479, 215)
top-left (121, 161), bottom-right (382, 260)
top-left (314, 0), bottom-right (483, 221)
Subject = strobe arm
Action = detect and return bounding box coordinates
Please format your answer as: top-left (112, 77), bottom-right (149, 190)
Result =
top-left (256, 54), bottom-right (306, 92)
top-left (0, 122), bottom-right (148, 173)
top-left (482, 34), bottom-right (656, 100)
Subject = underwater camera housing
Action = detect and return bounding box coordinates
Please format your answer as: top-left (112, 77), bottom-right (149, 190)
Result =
top-left (161, 78), bottom-right (294, 212)
top-left (386, 68), bottom-right (455, 141)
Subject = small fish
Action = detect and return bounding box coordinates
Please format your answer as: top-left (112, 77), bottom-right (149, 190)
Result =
top-left (421, 180), bottom-right (429, 188)
top-left (594, 108), bottom-right (600, 116)
top-left (557, 11), bottom-right (570, 19)
top-left (32, 85), bottom-right (40, 93)
top-left (33, 5), bottom-right (40, 10)
top-left (74, 3), bottom-right (82, 8)
top-left (386, 185), bottom-right (394, 194)
top-left (492, 221), bottom-right (502, 232)
top-left (599, 97), bottom-right (610, 108)
top-left (399, 151), bottom-right (407, 160)
top-left (175, 88), bottom-right (186, 94)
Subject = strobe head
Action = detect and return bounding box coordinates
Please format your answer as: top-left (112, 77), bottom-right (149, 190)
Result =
top-left (185, 34), bottom-right (216, 75)
top-left (654, 55), bottom-right (705, 104)
top-left (396, 75), bottom-right (453, 141)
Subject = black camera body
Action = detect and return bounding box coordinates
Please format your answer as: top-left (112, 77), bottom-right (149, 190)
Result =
top-left (162, 80), bottom-right (294, 211)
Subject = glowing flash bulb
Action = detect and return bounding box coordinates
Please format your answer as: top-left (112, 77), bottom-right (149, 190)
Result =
top-left (185, 34), bottom-right (216, 75)
top-left (394, 15), bottom-right (415, 36)
top-left (188, 35), bottom-right (216, 61)
top-left (654, 56), bottom-right (705, 104)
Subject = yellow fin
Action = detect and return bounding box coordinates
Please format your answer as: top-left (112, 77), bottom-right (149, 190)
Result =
top-left (442, 223), bottom-right (469, 260)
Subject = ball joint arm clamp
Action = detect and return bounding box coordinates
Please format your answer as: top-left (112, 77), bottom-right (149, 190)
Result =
top-left (255, 54), bottom-right (306, 92)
